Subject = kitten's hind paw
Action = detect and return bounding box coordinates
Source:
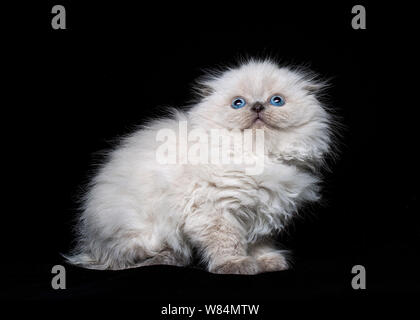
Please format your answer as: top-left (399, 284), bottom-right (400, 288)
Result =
top-left (256, 251), bottom-right (289, 272)
top-left (211, 256), bottom-right (260, 275)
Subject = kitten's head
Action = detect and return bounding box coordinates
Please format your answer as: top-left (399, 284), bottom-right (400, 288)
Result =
top-left (189, 59), bottom-right (336, 164)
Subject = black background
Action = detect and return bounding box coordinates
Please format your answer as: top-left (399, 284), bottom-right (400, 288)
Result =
top-left (2, 1), bottom-right (418, 316)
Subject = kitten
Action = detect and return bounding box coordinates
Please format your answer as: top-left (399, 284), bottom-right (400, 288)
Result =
top-left (65, 59), bottom-right (336, 274)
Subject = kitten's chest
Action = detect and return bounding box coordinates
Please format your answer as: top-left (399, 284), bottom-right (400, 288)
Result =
top-left (178, 161), bottom-right (318, 220)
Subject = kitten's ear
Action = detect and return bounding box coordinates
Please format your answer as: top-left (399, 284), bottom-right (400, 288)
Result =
top-left (303, 82), bottom-right (324, 93)
top-left (303, 78), bottom-right (331, 95)
top-left (193, 78), bottom-right (215, 98)
top-left (297, 68), bottom-right (330, 94)
top-left (194, 68), bottom-right (224, 99)
top-left (195, 83), bottom-right (214, 97)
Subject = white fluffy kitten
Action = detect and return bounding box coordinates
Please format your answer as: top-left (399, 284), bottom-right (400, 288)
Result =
top-left (65, 59), bottom-right (335, 274)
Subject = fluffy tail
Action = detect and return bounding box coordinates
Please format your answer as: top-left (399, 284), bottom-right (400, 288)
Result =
top-left (61, 252), bottom-right (111, 270)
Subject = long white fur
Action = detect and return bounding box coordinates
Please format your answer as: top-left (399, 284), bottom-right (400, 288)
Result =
top-left (65, 59), bottom-right (336, 272)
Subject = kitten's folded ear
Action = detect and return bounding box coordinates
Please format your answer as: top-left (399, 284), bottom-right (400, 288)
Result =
top-left (295, 66), bottom-right (330, 94)
top-left (304, 82), bottom-right (324, 92)
top-left (302, 77), bottom-right (331, 95)
top-left (193, 82), bottom-right (215, 98)
top-left (193, 66), bottom-right (227, 99)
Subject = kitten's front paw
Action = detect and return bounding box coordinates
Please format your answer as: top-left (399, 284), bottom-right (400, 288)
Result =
top-left (256, 251), bottom-right (289, 273)
top-left (211, 257), bottom-right (260, 275)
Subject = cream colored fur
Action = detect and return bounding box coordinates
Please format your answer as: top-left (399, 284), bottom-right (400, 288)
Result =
top-left (65, 59), bottom-right (336, 274)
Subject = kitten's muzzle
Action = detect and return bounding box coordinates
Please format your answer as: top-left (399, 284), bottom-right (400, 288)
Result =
top-left (251, 102), bottom-right (265, 113)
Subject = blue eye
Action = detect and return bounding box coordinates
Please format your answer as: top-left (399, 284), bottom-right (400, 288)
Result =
top-left (270, 95), bottom-right (285, 107)
top-left (231, 97), bottom-right (246, 109)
